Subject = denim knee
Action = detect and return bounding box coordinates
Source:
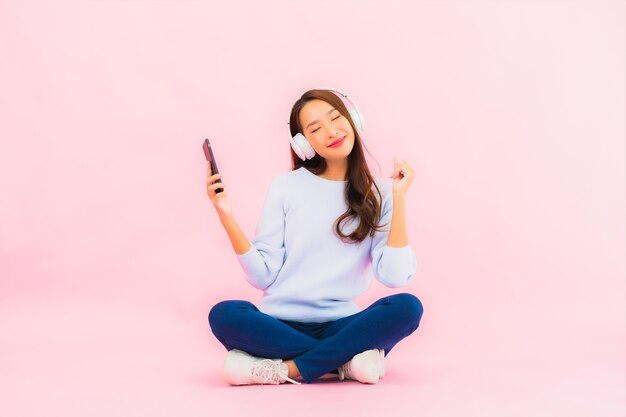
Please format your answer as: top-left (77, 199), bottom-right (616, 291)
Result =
top-left (208, 300), bottom-right (253, 334)
top-left (389, 293), bottom-right (424, 332)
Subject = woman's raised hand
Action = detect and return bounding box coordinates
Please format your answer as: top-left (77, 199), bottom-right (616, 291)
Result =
top-left (207, 162), bottom-right (233, 219)
top-left (390, 157), bottom-right (415, 197)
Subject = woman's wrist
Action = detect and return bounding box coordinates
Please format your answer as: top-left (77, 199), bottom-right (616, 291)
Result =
top-left (219, 212), bottom-right (235, 224)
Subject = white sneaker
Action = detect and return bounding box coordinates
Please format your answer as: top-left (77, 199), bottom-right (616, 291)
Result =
top-left (338, 349), bottom-right (385, 384)
top-left (224, 349), bottom-right (301, 385)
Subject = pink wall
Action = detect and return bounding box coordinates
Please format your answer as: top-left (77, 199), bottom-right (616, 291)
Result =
top-left (0, 0), bottom-right (624, 415)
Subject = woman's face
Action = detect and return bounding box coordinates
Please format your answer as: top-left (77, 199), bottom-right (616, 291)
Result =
top-left (299, 99), bottom-right (355, 160)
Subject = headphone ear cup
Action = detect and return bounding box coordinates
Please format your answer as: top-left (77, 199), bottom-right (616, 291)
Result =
top-left (290, 133), bottom-right (316, 160)
top-left (349, 108), bottom-right (365, 133)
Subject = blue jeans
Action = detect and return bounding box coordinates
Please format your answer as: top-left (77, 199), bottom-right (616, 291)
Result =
top-left (208, 293), bottom-right (424, 383)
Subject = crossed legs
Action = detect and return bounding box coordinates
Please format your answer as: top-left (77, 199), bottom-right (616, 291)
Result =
top-left (208, 293), bottom-right (423, 384)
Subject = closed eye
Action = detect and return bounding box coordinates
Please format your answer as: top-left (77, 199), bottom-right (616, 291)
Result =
top-left (311, 115), bottom-right (341, 133)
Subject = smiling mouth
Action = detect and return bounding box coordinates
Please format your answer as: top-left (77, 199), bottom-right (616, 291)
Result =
top-left (328, 136), bottom-right (346, 147)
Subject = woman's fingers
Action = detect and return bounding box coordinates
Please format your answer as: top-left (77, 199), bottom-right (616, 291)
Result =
top-left (208, 181), bottom-right (225, 189)
top-left (207, 166), bottom-right (224, 196)
top-left (390, 158), bottom-right (414, 178)
top-left (206, 182), bottom-right (226, 196)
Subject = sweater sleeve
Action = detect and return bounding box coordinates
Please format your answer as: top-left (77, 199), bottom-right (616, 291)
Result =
top-left (235, 178), bottom-right (286, 290)
top-left (370, 182), bottom-right (417, 288)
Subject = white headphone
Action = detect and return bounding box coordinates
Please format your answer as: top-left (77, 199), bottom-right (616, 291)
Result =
top-left (289, 87), bottom-right (365, 161)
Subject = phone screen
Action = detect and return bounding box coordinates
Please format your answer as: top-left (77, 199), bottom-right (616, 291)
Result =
top-left (203, 138), bottom-right (223, 193)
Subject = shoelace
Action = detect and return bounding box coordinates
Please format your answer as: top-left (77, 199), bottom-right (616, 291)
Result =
top-left (252, 359), bottom-right (301, 385)
top-left (338, 361), bottom-right (350, 381)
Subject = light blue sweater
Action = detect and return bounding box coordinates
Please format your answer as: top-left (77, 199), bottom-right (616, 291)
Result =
top-left (235, 166), bottom-right (417, 322)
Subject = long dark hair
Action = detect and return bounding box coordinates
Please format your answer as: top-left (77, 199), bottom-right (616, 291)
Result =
top-left (288, 89), bottom-right (388, 244)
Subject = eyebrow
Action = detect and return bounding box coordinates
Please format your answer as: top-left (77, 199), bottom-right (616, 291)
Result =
top-left (305, 108), bottom-right (338, 130)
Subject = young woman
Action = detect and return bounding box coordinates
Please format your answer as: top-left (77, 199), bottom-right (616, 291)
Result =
top-left (206, 88), bottom-right (424, 385)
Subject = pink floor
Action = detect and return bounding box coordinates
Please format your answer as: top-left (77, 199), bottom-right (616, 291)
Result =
top-left (2, 299), bottom-right (624, 417)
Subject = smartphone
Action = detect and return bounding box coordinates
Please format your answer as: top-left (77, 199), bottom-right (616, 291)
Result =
top-left (203, 138), bottom-right (223, 193)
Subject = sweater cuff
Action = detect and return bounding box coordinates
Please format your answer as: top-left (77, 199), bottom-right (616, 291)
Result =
top-left (380, 244), bottom-right (416, 287)
top-left (235, 244), bottom-right (257, 275)
top-left (236, 244), bottom-right (254, 259)
top-left (235, 245), bottom-right (263, 287)
top-left (385, 244), bottom-right (412, 255)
